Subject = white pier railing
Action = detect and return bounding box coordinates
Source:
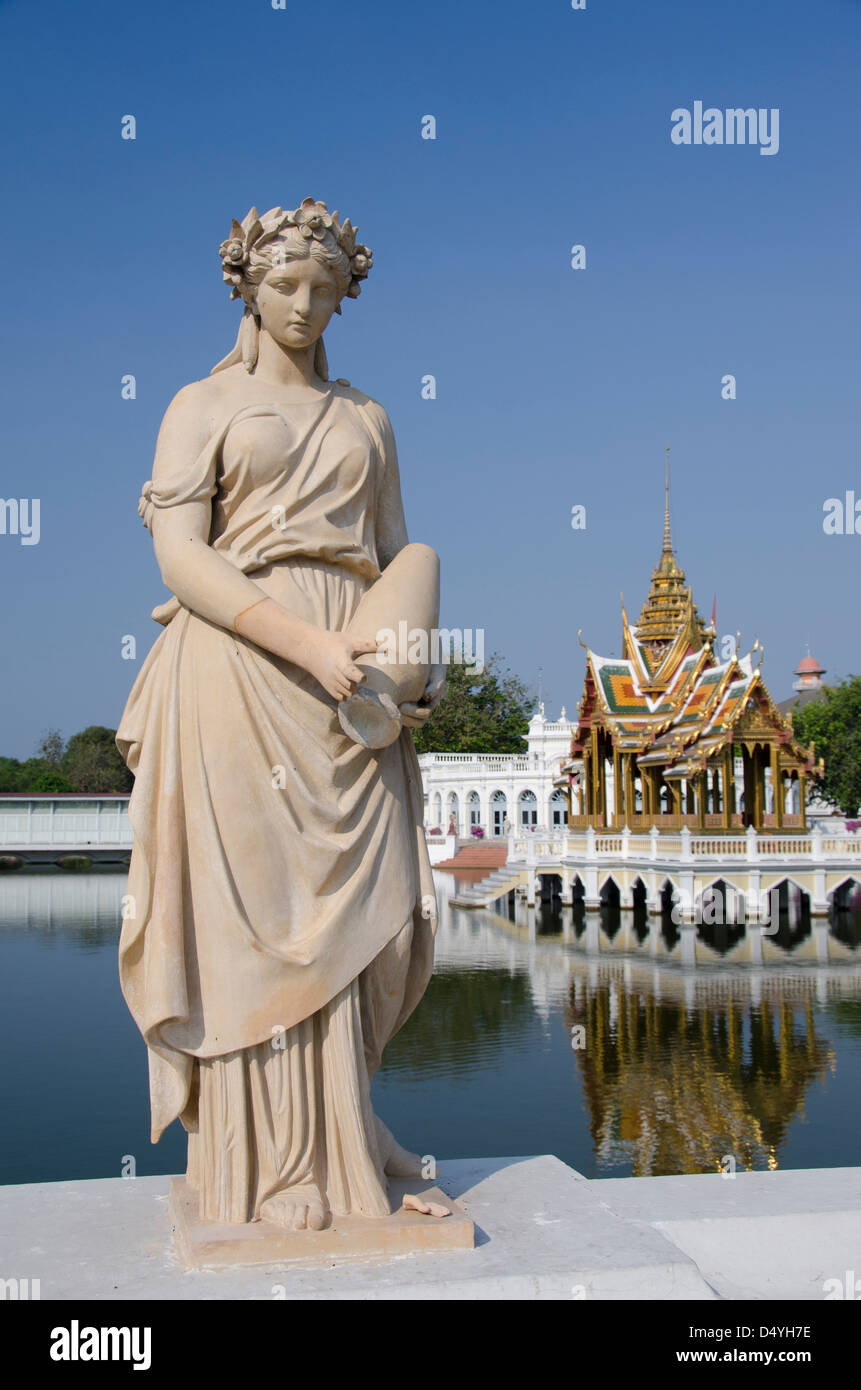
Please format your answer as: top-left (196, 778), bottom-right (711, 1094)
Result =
top-left (0, 796), bottom-right (133, 850)
top-left (509, 825), bottom-right (861, 867)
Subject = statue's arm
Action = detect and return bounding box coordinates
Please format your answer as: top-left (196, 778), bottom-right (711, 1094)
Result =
top-left (149, 386), bottom-right (274, 631)
top-left (150, 387), bottom-right (379, 701)
top-left (371, 403), bottom-right (409, 570)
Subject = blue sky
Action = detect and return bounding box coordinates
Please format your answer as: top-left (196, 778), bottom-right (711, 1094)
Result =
top-left (0, 0), bottom-right (859, 756)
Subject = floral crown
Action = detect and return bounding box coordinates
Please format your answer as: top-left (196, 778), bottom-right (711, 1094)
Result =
top-left (219, 200), bottom-right (373, 306)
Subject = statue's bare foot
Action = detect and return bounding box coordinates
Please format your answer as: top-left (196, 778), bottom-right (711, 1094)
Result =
top-left (259, 1182), bottom-right (327, 1232)
top-left (403, 1193), bottom-right (450, 1218)
top-left (375, 1115), bottom-right (426, 1179)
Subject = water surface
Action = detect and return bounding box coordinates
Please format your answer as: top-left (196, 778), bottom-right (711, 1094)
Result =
top-left (1, 868), bottom-right (859, 1184)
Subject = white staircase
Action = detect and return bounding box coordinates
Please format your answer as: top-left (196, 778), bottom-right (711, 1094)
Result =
top-left (451, 866), bottom-right (526, 909)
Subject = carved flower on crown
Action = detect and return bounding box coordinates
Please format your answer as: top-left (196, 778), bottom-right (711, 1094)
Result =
top-left (225, 238), bottom-right (246, 264)
top-left (218, 202), bottom-right (373, 303)
top-left (345, 242), bottom-right (373, 297)
top-left (219, 209), bottom-right (267, 298)
top-left (293, 197), bottom-right (334, 240)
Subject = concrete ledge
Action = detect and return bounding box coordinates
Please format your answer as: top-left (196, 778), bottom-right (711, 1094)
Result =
top-left (1, 1157), bottom-right (858, 1300)
top-left (169, 1176), bottom-right (474, 1268)
top-left (592, 1167), bottom-right (861, 1301)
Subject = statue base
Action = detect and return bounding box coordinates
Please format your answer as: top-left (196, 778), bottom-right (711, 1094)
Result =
top-left (169, 1177), bottom-right (474, 1269)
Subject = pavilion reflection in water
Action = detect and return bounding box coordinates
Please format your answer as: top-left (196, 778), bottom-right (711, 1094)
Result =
top-left (566, 970), bottom-right (834, 1176)
top-left (426, 873), bottom-right (861, 1177)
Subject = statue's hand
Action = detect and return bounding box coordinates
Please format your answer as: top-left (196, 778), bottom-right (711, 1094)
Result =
top-left (305, 631), bottom-right (379, 702)
top-left (400, 662), bottom-right (446, 729)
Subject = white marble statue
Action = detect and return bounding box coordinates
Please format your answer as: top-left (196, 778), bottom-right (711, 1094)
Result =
top-left (117, 200), bottom-right (444, 1232)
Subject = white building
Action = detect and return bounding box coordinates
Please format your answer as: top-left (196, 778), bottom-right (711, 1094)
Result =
top-left (418, 705), bottom-right (575, 837)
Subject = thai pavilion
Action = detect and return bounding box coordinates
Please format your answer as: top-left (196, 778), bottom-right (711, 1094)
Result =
top-left (566, 479), bottom-right (821, 833)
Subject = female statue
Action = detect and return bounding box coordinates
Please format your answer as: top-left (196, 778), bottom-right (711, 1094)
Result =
top-left (117, 200), bottom-right (444, 1233)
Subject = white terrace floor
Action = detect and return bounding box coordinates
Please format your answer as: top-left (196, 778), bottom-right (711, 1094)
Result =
top-left (2, 1157), bottom-right (860, 1300)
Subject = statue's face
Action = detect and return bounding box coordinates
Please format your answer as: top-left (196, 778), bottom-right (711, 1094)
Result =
top-left (255, 255), bottom-right (340, 351)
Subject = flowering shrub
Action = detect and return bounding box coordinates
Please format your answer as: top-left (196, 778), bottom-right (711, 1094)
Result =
top-left (470, 825), bottom-right (485, 838)
top-left (428, 827), bottom-right (442, 836)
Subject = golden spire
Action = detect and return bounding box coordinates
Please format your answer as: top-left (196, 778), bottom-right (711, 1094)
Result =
top-left (663, 445), bottom-right (672, 554)
top-left (632, 447), bottom-right (709, 665)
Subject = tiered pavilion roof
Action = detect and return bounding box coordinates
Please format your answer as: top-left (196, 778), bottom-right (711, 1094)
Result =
top-left (568, 462), bottom-right (819, 831)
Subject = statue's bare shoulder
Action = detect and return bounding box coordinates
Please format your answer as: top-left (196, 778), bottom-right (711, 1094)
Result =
top-left (153, 368), bottom-right (273, 474)
top-left (159, 367), bottom-right (245, 442)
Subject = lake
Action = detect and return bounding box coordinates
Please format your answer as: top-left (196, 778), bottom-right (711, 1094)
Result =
top-left (1, 867), bottom-right (859, 1185)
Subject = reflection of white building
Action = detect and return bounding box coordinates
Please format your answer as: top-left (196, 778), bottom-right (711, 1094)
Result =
top-left (418, 705), bottom-right (575, 836)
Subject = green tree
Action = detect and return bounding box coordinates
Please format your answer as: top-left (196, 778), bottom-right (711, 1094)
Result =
top-left (14, 757), bottom-right (74, 793)
top-left (790, 676), bottom-right (861, 817)
top-left (36, 728), bottom-right (65, 765)
top-left (61, 726), bottom-right (134, 794)
top-left (0, 756), bottom-right (72, 792)
top-left (411, 651), bottom-right (534, 755)
top-left (0, 757), bottom-right (23, 793)
top-left (30, 769), bottom-right (74, 793)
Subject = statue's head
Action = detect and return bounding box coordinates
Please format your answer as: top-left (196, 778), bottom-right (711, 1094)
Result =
top-left (212, 201), bottom-right (373, 376)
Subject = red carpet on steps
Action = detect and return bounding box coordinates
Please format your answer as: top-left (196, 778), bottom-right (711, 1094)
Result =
top-left (434, 844), bottom-right (508, 871)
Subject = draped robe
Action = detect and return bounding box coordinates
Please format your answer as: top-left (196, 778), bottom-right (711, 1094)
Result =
top-left (116, 382), bottom-right (435, 1220)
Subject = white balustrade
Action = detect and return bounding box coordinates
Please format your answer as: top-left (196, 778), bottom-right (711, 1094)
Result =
top-left (535, 828), bottom-right (861, 867)
top-left (0, 799), bottom-right (134, 849)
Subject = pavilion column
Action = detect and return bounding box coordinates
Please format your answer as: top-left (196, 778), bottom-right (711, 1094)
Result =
top-left (612, 746), bottom-right (622, 827)
top-left (741, 747), bottom-right (753, 826)
top-left (697, 772), bottom-right (706, 830)
top-left (762, 754), bottom-right (770, 824)
top-left (752, 748), bottom-right (765, 829)
top-left (770, 745), bottom-right (783, 830)
top-left (730, 749), bottom-right (738, 823)
top-left (590, 726), bottom-right (600, 823)
top-left (592, 727), bottom-right (606, 827)
top-left (722, 748), bottom-right (733, 830)
top-left (799, 770), bottom-right (808, 831)
top-left (685, 779), bottom-right (695, 816)
top-left (582, 749), bottom-right (592, 819)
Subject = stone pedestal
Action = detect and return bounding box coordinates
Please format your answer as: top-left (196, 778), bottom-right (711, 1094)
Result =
top-left (169, 1177), bottom-right (474, 1270)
